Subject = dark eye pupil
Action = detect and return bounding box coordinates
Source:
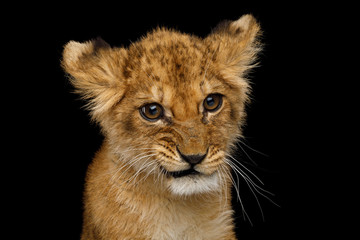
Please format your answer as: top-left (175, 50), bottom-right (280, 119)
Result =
top-left (206, 97), bottom-right (215, 107)
top-left (148, 105), bottom-right (158, 116)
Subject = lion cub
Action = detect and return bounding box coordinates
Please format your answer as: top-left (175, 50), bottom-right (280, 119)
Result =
top-left (62, 14), bottom-right (261, 240)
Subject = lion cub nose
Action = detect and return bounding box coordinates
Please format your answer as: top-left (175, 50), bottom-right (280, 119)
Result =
top-left (178, 151), bottom-right (207, 165)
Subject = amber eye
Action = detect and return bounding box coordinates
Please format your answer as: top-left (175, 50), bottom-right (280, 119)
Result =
top-left (203, 94), bottom-right (223, 112)
top-left (140, 103), bottom-right (164, 121)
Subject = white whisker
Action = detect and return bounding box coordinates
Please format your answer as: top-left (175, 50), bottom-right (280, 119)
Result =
top-left (218, 164), bottom-right (230, 212)
top-left (113, 153), bottom-right (157, 186)
top-left (224, 152), bottom-right (279, 223)
top-left (121, 147), bottom-right (158, 154)
top-left (226, 154), bottom-right (264, 185)
top-left (217, 166), bottom-right (224, 209)
top-left (138, 162), bottom-right (159, 184)
top-left (127, 160), bottom-right (151, 185)
top-left (236, 141), bottom-right (258, 166)
top-left (136, 161), bottom-right (156, 182)
top-left (245, 178), bottom-right (279, 207)
top-left (227, 158), bottom-right (275, 197)
top-left (237, 139), bottom-right (269, 157)
top-left (227, 159), bottom-right (264, 221)
top-left (110, 153), bottom-right (155, 187)
top-left (226, 165), bottom-right (253, 225)
top-left (115, 154), bottom-right (158, 188)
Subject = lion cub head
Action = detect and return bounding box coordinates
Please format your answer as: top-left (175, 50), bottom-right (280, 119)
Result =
top-left (62, 15), bottom-right (261, 196)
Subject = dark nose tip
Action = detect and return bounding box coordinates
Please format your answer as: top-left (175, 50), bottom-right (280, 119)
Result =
top-left (178, 151), bottom-right (207, 165)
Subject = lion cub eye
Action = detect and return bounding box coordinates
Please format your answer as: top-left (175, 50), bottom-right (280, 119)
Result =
top-left (203, 94), bottom-right (223, 112)
top-left (140, 103), bottom-right (164, 121)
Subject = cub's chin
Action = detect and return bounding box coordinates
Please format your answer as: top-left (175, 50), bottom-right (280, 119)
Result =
top-left (166, 171), bottom-right (220, 196)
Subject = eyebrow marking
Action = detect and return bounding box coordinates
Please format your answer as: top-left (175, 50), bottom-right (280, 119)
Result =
top-left (147, 85), bottom-right (164, 103)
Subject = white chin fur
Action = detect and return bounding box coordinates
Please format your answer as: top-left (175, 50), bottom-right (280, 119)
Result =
top-left (168, 173), bottom-right (220, 196)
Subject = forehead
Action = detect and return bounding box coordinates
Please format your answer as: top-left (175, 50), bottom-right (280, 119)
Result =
top-left (128, 34), bottom-right (205, 92)
top-left (127, 31), bottom-right (208, 78)
top-left (125, 30), bottom-right (228, 118)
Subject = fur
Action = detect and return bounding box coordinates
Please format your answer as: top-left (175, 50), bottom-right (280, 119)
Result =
top-left (62, 14), bottom-right (261, 240)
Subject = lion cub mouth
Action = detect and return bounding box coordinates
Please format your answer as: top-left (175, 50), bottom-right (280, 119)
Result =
top-left (167, 168), bottom-right (200, 178)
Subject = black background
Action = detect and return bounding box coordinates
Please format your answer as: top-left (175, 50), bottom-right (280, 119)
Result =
top-left (12, 2), bottom-right (351, 239)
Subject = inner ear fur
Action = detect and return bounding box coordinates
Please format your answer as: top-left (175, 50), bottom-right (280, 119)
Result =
top-left (207, 14), bottom-right (262, 82)
top-left (62, 38), bottom-right (127, 123)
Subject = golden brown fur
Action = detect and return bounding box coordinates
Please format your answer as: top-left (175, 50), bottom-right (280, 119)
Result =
top-left (62, 14), bottom-right (261, 240)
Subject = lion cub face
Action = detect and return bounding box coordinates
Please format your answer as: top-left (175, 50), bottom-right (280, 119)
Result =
top-left (62, 15), bottom-right (261, 196)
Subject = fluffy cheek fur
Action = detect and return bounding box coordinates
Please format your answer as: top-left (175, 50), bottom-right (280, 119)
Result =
top-left (105, 99), bottom-right (157, 168)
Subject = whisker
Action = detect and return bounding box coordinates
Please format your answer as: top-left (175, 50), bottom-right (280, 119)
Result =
top-left (217, 165), bottom-right (224, 209)
top-left (226, 158), bottom-right (264, 221)
top-left (226, 160), bottom-right (260, 190)
top-left (236, 141), bottom-right (258, 166)
top-left (109, 151), bottom-right (153, 182)
top-left (226, 158), bottom-right (276, 202)
top-left (127, 160), bottom-right (152, 184)
top-left (224, 153), bottom-right (279, 223)
top-left (128, 163), bottom-right (152, 185)
top-left (121, 147), bottom-right (159, 154)
top-left (159, 166), bottom-right (165, 187)
top-left (138, 162), bottom-right (159, 184)
top-left (227, 158), bottom-right (276, 198)
top-left (245, 178), bottom-right (279, 207)
top-left (243, 177), bottom-right (265, 221)
top-left (237, 139), bottom-right (269, 157)
top-left (228, 168), bottom-right (253, 225)
top-left (226, 154), bottom-right (264, 185)
top-left (114, 153), bottom-right (157, 185)
top-left (155, 162), bottom-right (166, 185)
top-left (116, 154), bottom-right (158, 188)
top-left (218, 164), bottom-right (230, 212)
top-left (112, 142), bottom-right (153, 153)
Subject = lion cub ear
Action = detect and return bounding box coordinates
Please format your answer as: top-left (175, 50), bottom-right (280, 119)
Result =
top-left (207, 14), bottom-right (262, 84)
top-left (62, 38), bottom-right (127, 122)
